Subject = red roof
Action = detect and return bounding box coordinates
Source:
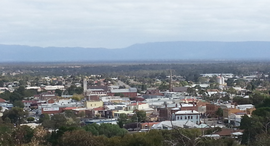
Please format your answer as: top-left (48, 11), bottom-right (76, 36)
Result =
top-left (22, 100), bottom-right (38, 103)
top-left (0, 98), bottom-right (5, 103)
top-left (63, 107), bottom-right (77, 110)
top-left (94, 107), bottom-right (105, 111)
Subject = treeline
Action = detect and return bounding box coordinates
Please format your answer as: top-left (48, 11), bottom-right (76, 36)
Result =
top-left (2, 61), bottom-right (270, 82)
top-left (0, 122), bottom-right (240, 146)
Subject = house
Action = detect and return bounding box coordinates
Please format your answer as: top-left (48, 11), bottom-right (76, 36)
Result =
top-left (85, 100), bottom-right (103, 109)
top-left (172, 87), bottom-right (188, 92)
top-left (127, 103), bottom-right (149, 111)
top-left (206, 104), bottom-right (220, 117)
top-left (140, 122), bottom-right (160, 129)
top-left (108, 88), bottom-right (137, 97)
top-left (22, 100), bottom-right (38, 108)
top-left (113, 110), bottom-right (133, 118)
top-left (0, 98), bottom-right (6, 103)
top-left (174, 110), bottom-right (201, 124)
top-left (143, 89), bottom-right (163, 99)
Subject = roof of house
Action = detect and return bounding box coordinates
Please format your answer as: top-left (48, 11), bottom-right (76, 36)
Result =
top-left (0, 98), bottom-right (6, 103)
top-left (151, 120), bottom-right (198, 129)
top-left (175, 110), bottom-right (199, 114)
top-left (94, 107), bottom-right (105, 111)
top-left (145, 89), bottom-right (163, 95)
top-left (215, 129), bottom-right (244, 136)
top-left (63, 107), bottom-right (77, 110)
top-left (128, 102), bottom-right (146, 106)
top-left (172, 87), bottom-right (188, 92)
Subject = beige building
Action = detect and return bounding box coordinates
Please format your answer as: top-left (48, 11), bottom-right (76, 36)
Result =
top-left (85, 100), bottom-right (103, 109)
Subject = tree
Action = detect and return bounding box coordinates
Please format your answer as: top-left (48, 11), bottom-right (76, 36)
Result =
top-left (131, 110), bottom-right (146, 123)
top-left (2, 107), bottom-right (28, 125)
top-left (13, 125), bottom-right (34, 145)
top-left (60, 130), bottom-right (101, 146)
top-left (42, 114), bottom-right (67, 130)
top-left (49, 126), bottom-right (79, 146)
top-left (14, 100), bottom-right (24, 108)
top-left (27, 117), bottom-right (35, 122)
top-left (240, 115), bottom-right (263, 145)
top-left (0, 80), bottom-right (4, 87)
top-left (215, 108), bottom-right (223, 118)
top-left (9, 92), bottom-right (23, 103)
top-left (29, 126), bottom-right (49, 146)
top-left (83, 123), bottom-right (127, 138)
top-left (39, 114), bottom-right (50, 123)
top-left (55, 89), bottom-right (62, 96)
top-left (71, 94), bottom-right (83, 101)
top-left (117, 114), bottom-right (130, 128)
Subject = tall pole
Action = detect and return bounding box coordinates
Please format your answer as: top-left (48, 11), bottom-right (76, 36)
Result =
top-left (169, 70), bottom-right (172, 92)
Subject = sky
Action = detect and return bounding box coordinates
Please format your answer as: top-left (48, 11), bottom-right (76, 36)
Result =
top-left (1, 0), bottom-right (270, 48)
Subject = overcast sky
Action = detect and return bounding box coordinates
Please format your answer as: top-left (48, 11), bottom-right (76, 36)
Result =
top-left (1, 0), bottom-right (270, 48)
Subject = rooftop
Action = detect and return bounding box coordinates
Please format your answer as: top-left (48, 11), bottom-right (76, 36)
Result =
top-left (175, 110), bottom-right (199, 114)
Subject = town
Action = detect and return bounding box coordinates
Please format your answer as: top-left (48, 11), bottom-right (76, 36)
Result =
top-left (0, 62), bottom-right (270, 146)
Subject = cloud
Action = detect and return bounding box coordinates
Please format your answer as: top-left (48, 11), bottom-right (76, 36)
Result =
top-left (0, 0), bottom-right (270, 48)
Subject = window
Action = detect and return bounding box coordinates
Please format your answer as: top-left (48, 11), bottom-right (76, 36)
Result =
top-left (177, 116), bottom-right (179, 120)
top-left (188, 116), bottom-right (190, 119)
top-left (185, 116), bottom-right (187, 119)
top-left (196, 115), bottom-right (198, 119)
top-left (180, 116), bottom-right (182, 120)
top-left (191, 116), bottom-right (193, 119)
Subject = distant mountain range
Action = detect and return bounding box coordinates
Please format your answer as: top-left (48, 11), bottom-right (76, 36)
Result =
top-left (0, 41), bottom-right (270, 62)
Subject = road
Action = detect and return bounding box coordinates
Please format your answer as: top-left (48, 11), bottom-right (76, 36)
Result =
top-left (117, 80), bottom-right (130, 88)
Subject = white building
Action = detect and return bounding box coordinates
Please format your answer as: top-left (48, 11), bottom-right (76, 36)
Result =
top-left (44, 86), bottom-right (65, 91)
top-left (216, 76), bottom-right (225, 85)
top-left (236, 104), bottom-right (254, 111)
top-left (175, 110), bottom-right (201, 124)
top-left (151, 120), bottom-right (198, 130)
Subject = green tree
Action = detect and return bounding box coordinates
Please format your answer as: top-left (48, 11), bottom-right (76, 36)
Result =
top-left (9, 92), bottom-right (23, 103)
top-left (60, 130), bottom-right (101, 146)
top-left (2, 107), bottom-right (28, 125)
top-left (215, 108), bottom-right (223, 118)
top-left (13, 125), bottom-right (34, 145)
top-left (39, 114), bottom-right (50, 123)
top-left (240, 115), bottom-right (263, 145)
top-left (14, 100), bottom-right (24, 108)
top-left (83, 123), bottom-right (127, 138)
top-left (42, 114), bottom-right (67, 130)
top-left (71, 94), bottom-right (84, 101)
top-left (55, 89), bottom-right (62, 96)
top-left (117, 114), bottom-right (130, 128)
top-left (132, 110), bottom-right (146, 122)
top-left (27, 117), bottom-right (35, 122)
